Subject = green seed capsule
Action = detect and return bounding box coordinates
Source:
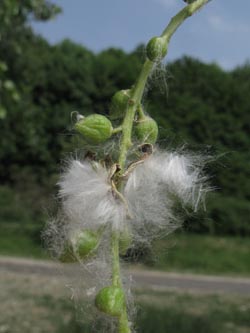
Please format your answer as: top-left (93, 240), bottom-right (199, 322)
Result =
top-left (134, 116), bottom-right (158, 144)
top-left (59, 230), bottom-right (100, 263)
top-left (75, 230), bottom-right (99, 258)
top-left (75, 114), bottom-right (113, 144)
top-left (146, 37), bottom-right (168, 62)
top-left (110, 89), bottom-right (132, 120)
top-left (95, 286), bottom-right (125, 317)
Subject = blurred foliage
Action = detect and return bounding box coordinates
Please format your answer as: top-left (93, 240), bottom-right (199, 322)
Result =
top-left (0, 3), bottom-right (249, 237)
top-left (0, 0), bottom-right (61, 118)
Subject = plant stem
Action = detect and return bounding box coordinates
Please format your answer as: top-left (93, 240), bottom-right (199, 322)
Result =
top-left (111, 1), bottom-right (211, 332)
top-left (119, 312), bottom-right (131, 333)
top-left (112, 126), bottom-right (123, 135)
top-left (161, 0), bottom-right (211, 41)
top-left (111, 231), bottom-right (121, 287)
top-left (118, 0), bottom-right (210, 172)
top-left (137, 105), bottom-right (146, 119)
top-left (112, 230), bottom-right (131, 333)
top-left (118, 59), bottom-right (153, 171)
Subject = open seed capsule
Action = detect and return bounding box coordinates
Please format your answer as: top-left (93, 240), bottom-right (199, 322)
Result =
top-left (95, 286), bottom-right (125, 317)
top-left (75, 114), bottom-right (113, 144)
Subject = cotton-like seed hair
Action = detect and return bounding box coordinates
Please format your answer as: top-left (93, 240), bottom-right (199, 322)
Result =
top-left (58, 159), bottom-right (126, 230)
top-left (125, 150), bottom-right (208, 242)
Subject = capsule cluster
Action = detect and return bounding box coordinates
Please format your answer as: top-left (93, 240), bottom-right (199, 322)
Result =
top-left (74, 88), bottom-right (159, 149)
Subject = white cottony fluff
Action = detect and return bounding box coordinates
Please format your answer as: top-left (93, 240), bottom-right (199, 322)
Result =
top-left (56, 151), bottom-right (208, 244)
top-left (125, 150), bottom-right (208, 242)
top-left (58, 159), bottom-right (126, 230)
top-left (43, 150), bottom-right (208, 333)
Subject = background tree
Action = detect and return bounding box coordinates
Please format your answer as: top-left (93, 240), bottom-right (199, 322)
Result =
top-left (0, 0), bottom-right (61, 118)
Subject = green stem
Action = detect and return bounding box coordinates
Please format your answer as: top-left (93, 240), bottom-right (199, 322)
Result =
top-left (112, 230), bottom-right (131, 333)
top-left (118, 0), bottom-right (210, 172)
top-left (161, 0), bottom-right (211, 41)
top-left (112, 231), bottom-right (121, 287)
top-left (119, 312), bottom-right (131, 333)
top-left (137, 105), bottom-right (146, 120)
top-left (110, 1), bottom-right (211, 332)
top-left (112, 126), bottom-right (123, 135)
top-left (118, 59), bottom-right (153, 171)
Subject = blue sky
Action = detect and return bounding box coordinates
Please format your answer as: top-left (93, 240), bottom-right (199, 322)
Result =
top-left (32, 0), bottom-right (250, 70)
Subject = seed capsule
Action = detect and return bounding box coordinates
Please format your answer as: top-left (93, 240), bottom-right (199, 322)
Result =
top-left (110, 89), bottom-right (132, 119)
top-left (59, 230), bottom-right (99, 263)
top-left (75, 230), bottom-right (99, 258)
top-left (75, 114), bottom-right (113, 144)
top-left (95, 286), bottom-right (125, 317)
top-left (146, 36), bottom-right (168, 62)
top-left (134, 116), bottom-right (158, 144)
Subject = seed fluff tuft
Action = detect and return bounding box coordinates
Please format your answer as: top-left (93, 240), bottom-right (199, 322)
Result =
top-left (58, 159), bottom-right (126, 230)
top-left (125, 149), bottom-right (209, 243)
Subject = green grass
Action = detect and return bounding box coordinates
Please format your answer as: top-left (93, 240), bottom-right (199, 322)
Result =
top-left (136, 290), bottom-right (250, 333)
top-left (45, 292), bottom-right (250, 333)
top-left (148, 232), bottom-right (250, 276)
top-left (2, 280), bottom-right (250, 333)
top-left (0, 223), bottom-right (48, 259)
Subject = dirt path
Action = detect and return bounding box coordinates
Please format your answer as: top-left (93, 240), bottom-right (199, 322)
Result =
top-left (1, 255), bottom-right (250, 296)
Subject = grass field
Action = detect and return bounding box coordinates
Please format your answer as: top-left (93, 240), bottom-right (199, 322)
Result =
top-left (149, 232), bottom-right (250, 276)
top-left (1, 223), bottom-right (250, 276)
top-left (0, 224), bottom-right (48, 259)
top-left (1, 270), bottom-right (250, 333)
